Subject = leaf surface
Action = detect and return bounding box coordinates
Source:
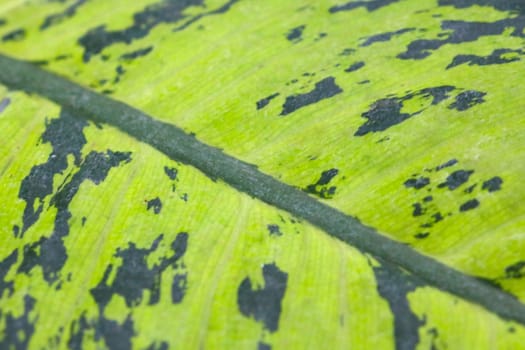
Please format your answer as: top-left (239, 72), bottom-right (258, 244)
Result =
top-left (0, 0), bottom-right (524, 349)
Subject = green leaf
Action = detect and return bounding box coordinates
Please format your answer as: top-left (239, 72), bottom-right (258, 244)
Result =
top-left (0, 0), bottom-right (524, 349)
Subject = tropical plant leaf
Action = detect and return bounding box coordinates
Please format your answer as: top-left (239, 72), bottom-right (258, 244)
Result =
top-left (0, 0), bottom-right (524, 349)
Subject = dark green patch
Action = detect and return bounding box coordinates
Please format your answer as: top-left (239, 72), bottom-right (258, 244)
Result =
top-left (398, 17), bottom-right (525, 60)
top-left (280, 77), bottom-right (342, 116)
top-left (119, 46), bottom-right (153, 60)
top-left (91, 232), bottom-right (188, 308)
top-left (412, 203), bottom-right (425, 217)
top-left (237, 263), bottom-right (288, 332)
top-left (404, 177), bottom-right (430, 190)
top-left (448, 90), bottom-right (486, 111)
top-left (0, 295), bottom-right (36, 350)
top-left (304, 168), bottom-right (339, 199)
top-left (258, 342), bottom-right (272, 350)
top-left (0, 250), bottom-right (17, 298)
top-left (145, 341), bottom-right (169, 350)
top-left (435, 159), bottom-right (458, 171)
top-left (41, 0), bottom-right (88, 30)
top-left (438, 170), bottom-right (474, 190)
top-left (344, 61), bottom-right (365, 72)
top-left (330, 0), bottom-right (400, 13)
top-left (505, 261), bottom-right (525, 279)
top-left (459, 198), bottom-right (480, 211)
top-left (18, 110), bottom-right (88, 236)
top-left (146, 197), bottom-right (163, 214)
top-left (267, 224), bottom-right (283, 237)
top-left (256, 93), bottom-right (280, 110)
top-left (438, 0), bottom-right (525, 15)
top-left (373, 261), bottom-right (425, 350)
top-left (78, 0), bottom-right (239, 62)
top-left (482, 176), bottom-right (503, 192)
top-left (18, 149), bottom-right (131, 283)
top-left (354, 86), bottom-right (455, 136)
top-left (164, 166), bottom-right (178, 180)
top-left (447, 48), bottom-right (524, 69)
top-left (360, 28), bottom-right (415, 47)
top-left (286, 25), bottom-right (305, 42)
top-left (2, 28), bottom-right (26, 42)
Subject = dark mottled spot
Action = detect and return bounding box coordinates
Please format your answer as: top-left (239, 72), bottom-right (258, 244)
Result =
top-left (147, 197), bottom-right (162, 214)
top-left (316, 32), bottom-right (327, 41)
top-left (40, 0), bottom-right (87, 30)
top-left (20, 149), bottom-right (132, 283)
top-left (423, 195), bottom-right (433, 202)
top-left (414, 232), bottom-right (430, 239)
top-left (448, 90), bottom-right (486, 111)
top-left (432, 212), bottom-right (444, 222)
top-left (0, 19), bottom-right (6, 26)
top-left (340, 48), bottom-right (355, 56)
top-left (358, 79), bottom-right (370, 84)
top-left (28, 59), bottom-right (49, 66)
top-left (459, 198), bottom-right (480, 211)
top-left (482, 176), bottom-right (503, 192)
top-left (505, 261), bottom-right (525, 279)
top-left (0, 295), bottom-right (36, 350)
top-left (258, 342), bottom-right (272, 350)
top-left (286, 25), bottom-right (305, 42)
top-left (360, 28), bottom-right (415, 47)
top-left (91, 232), bottom-right (188, 309)
top-left (0, 97), bottom-right (10, 113)
top-left (237, 263), bottom-right (288, 332)
top-left (373, 261), bottom-right (424, 350)
top-left (256, 93), bottom-right (280, 110)
top-left (355, 86), bottom-right (455, 136)
top-left (0, 250), bottom-right (17, 297)
top-left (171, 273), bottom-right (188, 303)
top-left (69, 312), bottom-right (135, 350)
top-left (330, 0), bottom-right (400, 13)
top-left (436, 158), bottom-right (458, 171)
top-left (146, 341), bottom-right (169, 350)
top-left (447, 48), bottom-right (524, 69)
top-left (164, 166), bottom-right (178, 180)
top-left (304, 168), bottom-right (339, 199)
top-left (55, 54), bottom-right (70, 61)
top-left (464, 184), bottom-right (476, 194)
top-left (404, 177), bottom-right (430, 190)
top-left (172, 0), bottom-right (240, 32)
top-left (119, 46), bottom-right (153, 60)
top-left (18, 110), bottom-right (88, 236)
top-left (412, 203), bottom-right (425, 217)
top-left (96, 315), bottom-right (135, 350)
top-left (113, 65), bottom-right (126, 84)
top-left (399, 17), bottom-right (525, 60)
top-left (438, 170), bottom-right (473, 190)
top-left (438, 0), bottom-right (525, 15)
top-left (2, 28), bottom-right (25, 42)
top-left (280, 77), bottom-right (343, 116)
top-left (344, 61), bottom-right (365, 72)
top-left (267, 224), bottom-right (282, 236)
top-left (68, 314), bottom-right (89, 350)
top-left (78, 0), bottom-right (238, 61)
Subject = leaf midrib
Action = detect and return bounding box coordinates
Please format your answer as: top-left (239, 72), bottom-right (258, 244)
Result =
top-left (1, 52), bottom-right (523, 324)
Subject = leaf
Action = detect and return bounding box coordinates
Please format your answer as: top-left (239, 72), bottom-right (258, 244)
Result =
top-left (0, 0), bottom-right (524, 349)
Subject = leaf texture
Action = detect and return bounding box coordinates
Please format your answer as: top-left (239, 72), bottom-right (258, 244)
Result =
top-left (0, 0), bottom-right (524, 349)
